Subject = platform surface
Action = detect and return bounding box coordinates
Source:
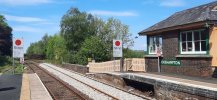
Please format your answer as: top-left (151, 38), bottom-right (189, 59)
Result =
top-left (105, 72), bottom-right (217, 89)
top-left (106, 72), bottom-right (217, 99)
top-left (28, 73), bottom-right (52, 100)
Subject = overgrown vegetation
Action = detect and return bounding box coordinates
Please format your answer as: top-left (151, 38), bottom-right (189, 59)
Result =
top-left (27, 8), bottom-right (144, 65)
top-left (0, 15), bottom-right (12, 56)
top-left (0, 15), bottom-right (18, 73)
top-left (0, 56), bottom-right (24, 74)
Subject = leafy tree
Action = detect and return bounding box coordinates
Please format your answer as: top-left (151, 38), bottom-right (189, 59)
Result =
top-left (76, 36), bottom-right (110, 65)
top-left (97, 18), bottom-right (134, 48)
top-left (27, 8), bottom-right (135, 64)
top-left (0, 15), bottom-right (12, 56)
top-left (95, 18), bottom-right (134, 60)
top-left (60, 8), bottom-right (97, 52)
top-left (46, 34), bottom-right (67, 62)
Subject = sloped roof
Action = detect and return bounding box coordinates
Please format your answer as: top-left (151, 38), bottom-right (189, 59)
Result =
top-left (139, 1), bottom-right (217, 35)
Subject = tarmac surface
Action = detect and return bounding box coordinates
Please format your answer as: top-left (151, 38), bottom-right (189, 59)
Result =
top-left (0, 73), bottom-right (52, 100)
top-left (0, 74), bottom-right (22, 100)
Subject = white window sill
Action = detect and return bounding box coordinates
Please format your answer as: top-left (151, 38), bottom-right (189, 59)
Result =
top-left (144, 55), bottom-right (163, 58)
top-left (176, 55), bottom-right (212, 58)
top-left (180, 51), bottom-right (207, 55)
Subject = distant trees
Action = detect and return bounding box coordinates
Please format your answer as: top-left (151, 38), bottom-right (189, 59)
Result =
top-left (27, 34), bottom-right (49, 56)
top-left (0, 15), bottom-right (12, 56)
top-left (27, 8), bottom-right (141, 65)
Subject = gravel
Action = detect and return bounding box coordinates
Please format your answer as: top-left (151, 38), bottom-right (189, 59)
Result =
top-left (40, 63), bottom-right (145, 100)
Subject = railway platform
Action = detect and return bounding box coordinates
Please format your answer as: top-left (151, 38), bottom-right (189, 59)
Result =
top-left (0, 73), bottom-right (52, 100)
top-left (105, 72), bottom-right (217, 99)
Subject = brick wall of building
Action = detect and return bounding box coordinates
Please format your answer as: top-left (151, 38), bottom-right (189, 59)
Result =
top-left (145, 30), bottom-right (213, 77)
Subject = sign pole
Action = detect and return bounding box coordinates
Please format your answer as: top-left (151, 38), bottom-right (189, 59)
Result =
top-left (12, 38), bottom-right (15, 74)
top-left (113, 57), bottom-right (115, 71)
top-left (120, 57), bottom-right (123, 72)
top-left (13, 58), bottom-right (15, 74)
top-left (157, 47), bottom-right (161, 73)
top-left (158, 56), bottom-right (160, 72)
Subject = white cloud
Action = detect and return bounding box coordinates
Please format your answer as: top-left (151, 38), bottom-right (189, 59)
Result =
top-left (4, 14), bottom-right (47, 23)
top-left (88, 10), bottom-right (138, 17)
top-left (160, 0), bottom-right (186, 7)
top-left (13, 26), bottom-right (43, 33)
top-left (13, 25), bottom-right (60, 33)
top-left (0, 0), bottom-right (52, 6)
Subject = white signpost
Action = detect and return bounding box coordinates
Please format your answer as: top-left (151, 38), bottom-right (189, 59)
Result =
top-left (113, 39), bottom-right (123, 72)
top-left (113, 39), bottom-right (122, 57)
top-left (12, 38), bottom-right (24, 73)
top-left (13, 38), bottom-right (24, 58)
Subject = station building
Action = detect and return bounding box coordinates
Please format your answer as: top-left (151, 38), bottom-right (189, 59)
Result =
top-left (139, 1), bottom-right (217, 78)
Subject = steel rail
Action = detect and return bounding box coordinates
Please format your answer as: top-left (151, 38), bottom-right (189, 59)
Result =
top-left (59, 65), bottom-right (151, 100)
top-left (25, 62), bottom-right (58, 100)
top-left (42, 63), bottom-right (119, 100)
top-left (25, 61), bottom-right (88, 100)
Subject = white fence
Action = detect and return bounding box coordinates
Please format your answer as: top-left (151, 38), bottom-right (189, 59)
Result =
top-left (88, 58), bottom-right (145, 73)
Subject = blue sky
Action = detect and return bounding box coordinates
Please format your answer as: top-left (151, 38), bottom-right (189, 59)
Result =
top-left (0, 0), bottom-right (215, 52)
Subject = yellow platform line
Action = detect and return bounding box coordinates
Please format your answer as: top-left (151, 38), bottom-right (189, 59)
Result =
top-left (20, 74), bottom-right (31, 100)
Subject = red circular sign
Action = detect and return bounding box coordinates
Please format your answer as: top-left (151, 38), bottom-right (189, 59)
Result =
top-left (15, 39), bottom-right (21, 46)
top-left (115, 41), bottom-right (120, 46)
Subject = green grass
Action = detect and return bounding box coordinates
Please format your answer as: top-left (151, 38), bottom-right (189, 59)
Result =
top-left (0, 65), bottom-right (13, 73)
top-left (14, 64), bottom-right (24, 74)
top-left (0, 56), bottom-right (24, 74)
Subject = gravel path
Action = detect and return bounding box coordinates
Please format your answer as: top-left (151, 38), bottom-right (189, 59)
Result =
top-left (39, 63), bottom-right (146, 100)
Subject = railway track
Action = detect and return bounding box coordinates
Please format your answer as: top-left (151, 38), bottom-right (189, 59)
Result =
top-left (25, 61), bottom-right (89, 100)
top-left (40, 63), bottom-right (149, 100)
top-left (26, 61), bottom-right (150, 100)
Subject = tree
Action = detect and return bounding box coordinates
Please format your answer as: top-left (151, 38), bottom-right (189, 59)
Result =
top-left (95, 18), bottom-right (134, 60)
top-left (60, 8), bottom-right (97, 52)
top-left (0, 15), bottom-right (12, 56)
top-left (97, 18), bottom-right (134, 48)
top-left (46, 34), bottom-right (67, 62)
top-left (76, 36), bottom-right (110, 65)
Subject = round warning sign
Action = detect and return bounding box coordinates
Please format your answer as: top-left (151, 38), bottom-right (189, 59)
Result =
top-left (15, 39), bottom-right (22, 46)
top-left (115, 41), bottom-right (120, 46)
top-left (113, 39), bottom-right (122, 57)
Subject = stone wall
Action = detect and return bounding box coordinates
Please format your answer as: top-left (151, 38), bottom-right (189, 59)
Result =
top-left (155, 83), bottom-right (214, 100)
top-left (61, 63), bottom-right (89, 74)
top-left (122, 73), bottom-right (217, 100)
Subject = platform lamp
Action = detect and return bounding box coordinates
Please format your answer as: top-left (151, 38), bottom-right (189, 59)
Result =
top-left (204, 22), bottom-right (210, 28)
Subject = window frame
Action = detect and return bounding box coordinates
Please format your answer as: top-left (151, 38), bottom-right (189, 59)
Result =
top-left (148, 36), bottom-right (163, 55)
top-left (180, 29), bottom-right (208, 54)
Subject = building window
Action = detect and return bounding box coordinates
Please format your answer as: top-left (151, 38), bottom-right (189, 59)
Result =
top-left (180, 29), bottom-right (207, 54)
top-left (148, 36), bottom-right (162, 54)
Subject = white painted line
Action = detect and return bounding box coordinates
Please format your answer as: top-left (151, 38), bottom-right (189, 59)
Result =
top-left (35, 73), bottom-right (53, 100)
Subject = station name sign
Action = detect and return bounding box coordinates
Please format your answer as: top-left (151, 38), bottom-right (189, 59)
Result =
top-left (161, 60), bottom-right (181, 66)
